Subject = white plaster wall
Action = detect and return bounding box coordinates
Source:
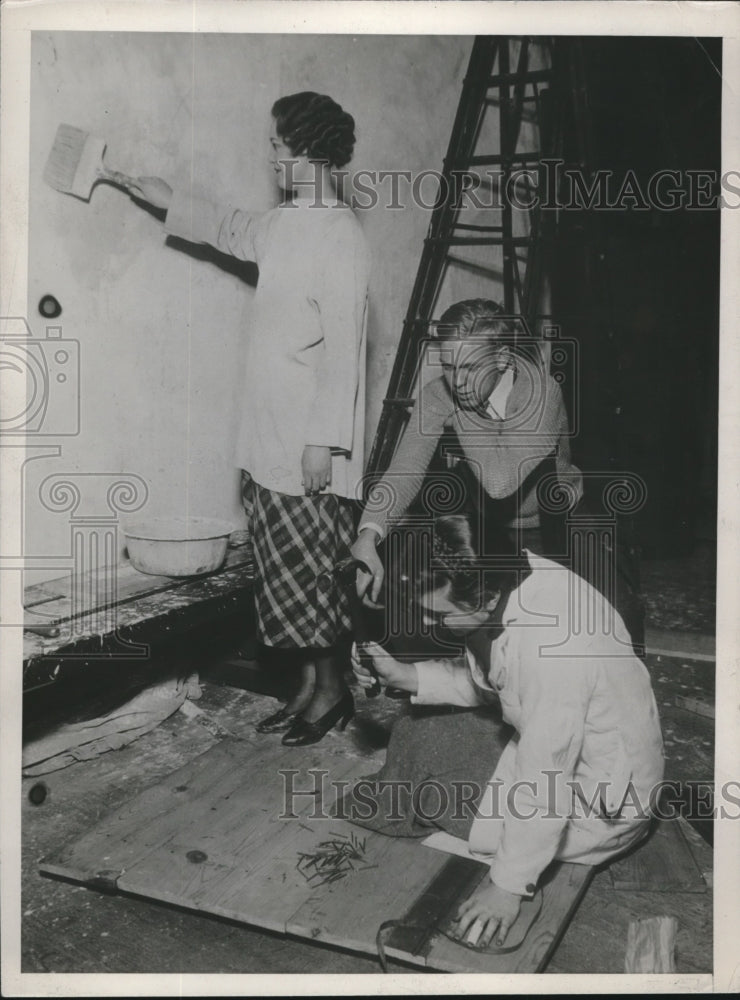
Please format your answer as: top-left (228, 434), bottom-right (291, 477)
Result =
top-left (25, 31), bottom-right (471, 581)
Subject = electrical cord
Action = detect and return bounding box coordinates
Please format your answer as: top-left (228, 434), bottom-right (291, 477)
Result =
top-left (375, 920), bottom-right (427, 974)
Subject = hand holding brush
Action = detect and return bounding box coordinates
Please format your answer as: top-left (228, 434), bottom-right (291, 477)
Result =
top-left (350, 640), bottom-right (418, 699)
top-left (44, 124), bottom-right (138, 201)
top-left (43, 124), bottom-right (173, 209)
top-left (333, 556), bottom-right (384, 697)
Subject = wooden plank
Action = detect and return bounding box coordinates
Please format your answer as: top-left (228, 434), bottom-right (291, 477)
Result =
top-left (40, 739), bottom-right (258, 883)
top-left (422, 861), bottom-right (593, 973)
top-left (644, 627), bottom-right (715, 662)
top-left (24, 562), bottom-right (255, 686)
top-left (674, 694), bottom-right (714, 720)
top-left (285, 824), bottom-right (449, 959)
top-left (115, 752), bottom-right (370, 934)
top-left (24, 600), bottom-right (70, 636)
top-left (24, 549), bottom-right (253, 625)
top-left (39, 737), bottom-right (592, 971)
top-left (608, 819), bottom-right (706, 893)
top-left (41, 740), bottom-right (356, 882)
top-left (41, 739), bottom-right (377, 936)
top-left (624, 916), bottom-right (678, 973)
top-left (26, 563), bottom-right (171, 607)
top-left (24, 583), bottom-right (69, 608)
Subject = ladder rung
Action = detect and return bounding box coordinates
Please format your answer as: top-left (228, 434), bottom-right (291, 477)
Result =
top-left (484, 95), bottom-right (542, 106)
top-left (468, 151), bottom-right (543, 167)
top-left (427, 236), bottom-right (532, 247)
top-left (447, 254), bottom-right (504, 278)
top-left (454, 223), bottom-right (505, 233)
top-left (476, 172), bottom-right (538, 191)
top-left (442, 151), bottom-right (542, 173)
top-left (488, 69), bottom-right (553, 86)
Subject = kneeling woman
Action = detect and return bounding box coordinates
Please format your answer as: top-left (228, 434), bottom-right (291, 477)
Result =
top-left (349, 514), bottom-right (664, 947)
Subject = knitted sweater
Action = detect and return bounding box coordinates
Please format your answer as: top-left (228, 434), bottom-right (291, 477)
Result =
top-left (360, 357), bottom-right (583, 535)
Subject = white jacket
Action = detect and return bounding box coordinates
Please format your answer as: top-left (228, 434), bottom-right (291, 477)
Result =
top-left (412, 551), bottom-right (665, 895)
top-left (165, 190), bottom-right (369, 498)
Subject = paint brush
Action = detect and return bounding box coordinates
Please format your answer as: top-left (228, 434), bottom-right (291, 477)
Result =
top-left (43, 124), bottom-right (137, 201)
top-left (333, 557), bottom-right (382, 698)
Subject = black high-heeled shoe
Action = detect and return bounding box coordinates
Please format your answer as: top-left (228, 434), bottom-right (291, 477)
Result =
top-left (255, 706), bottom-right (299, 734)
top-left (281, 692), bottom-right (355, 747)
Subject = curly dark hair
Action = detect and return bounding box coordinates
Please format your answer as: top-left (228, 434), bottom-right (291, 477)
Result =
top-left (271, 92), bottom-right (356, 168)
top-left (411, 514), bottom-right (528, 613)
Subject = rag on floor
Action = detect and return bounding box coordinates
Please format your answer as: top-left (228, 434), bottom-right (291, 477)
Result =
top-left (22, 674), bottom-right (202, 776)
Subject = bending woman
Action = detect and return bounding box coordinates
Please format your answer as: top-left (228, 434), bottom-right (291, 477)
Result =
top-left (348, 513), bottom-right (663, 947)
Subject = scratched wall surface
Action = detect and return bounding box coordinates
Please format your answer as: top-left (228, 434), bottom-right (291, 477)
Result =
top-left (25, 32), bottom-right (471, 582)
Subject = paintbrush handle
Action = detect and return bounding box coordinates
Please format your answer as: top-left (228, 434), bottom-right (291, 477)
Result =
top-left (97, 167), bottom-right (138, 192)
top-left (334, 557), bottom-right (383, 698)
top-left (356, 643), bottom-right (382, 699)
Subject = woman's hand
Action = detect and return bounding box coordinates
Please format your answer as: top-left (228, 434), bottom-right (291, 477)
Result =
top-left (350, 641), bottom-right (417, 695)
top-left (351, 530), bottom-right (385, 606)
top-left (302, 445), bottom-right (331, 495)
top-left (128, 176), bottom-right (173, 210)
top-left (455, 881), bottom-right (522, 948)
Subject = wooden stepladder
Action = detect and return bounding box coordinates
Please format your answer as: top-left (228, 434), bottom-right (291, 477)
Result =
top-left (366, 35), bottom-right (576, 480)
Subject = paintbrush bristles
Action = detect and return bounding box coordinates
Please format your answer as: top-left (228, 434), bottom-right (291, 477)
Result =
top-left (43, 125), bottom-right (88, 191)
top-left (43, 124), bottom-right (106, 200)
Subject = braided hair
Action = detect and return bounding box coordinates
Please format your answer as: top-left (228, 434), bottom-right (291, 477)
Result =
top-left (271, 92), bottom-right (356, 169)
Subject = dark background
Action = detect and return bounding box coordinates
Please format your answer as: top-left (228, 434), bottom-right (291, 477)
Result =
top-left (552, 36), bottom-right (721, 559)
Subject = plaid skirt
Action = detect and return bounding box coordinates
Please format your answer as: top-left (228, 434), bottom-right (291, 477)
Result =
top-left (241, 471), bottom-right (357, 649)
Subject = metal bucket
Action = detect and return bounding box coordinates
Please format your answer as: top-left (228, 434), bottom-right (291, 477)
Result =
top-left (122, 517), bottom-right (234, 577)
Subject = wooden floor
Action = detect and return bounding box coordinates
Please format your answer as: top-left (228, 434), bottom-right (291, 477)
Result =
top-left (21, 670), bottom-right (714, 976)
top-left (37, 736), bottom-right (593, 972)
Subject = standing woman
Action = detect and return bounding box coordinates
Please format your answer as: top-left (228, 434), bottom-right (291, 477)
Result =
top-left (130, 92), bottom-right (369, 745)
